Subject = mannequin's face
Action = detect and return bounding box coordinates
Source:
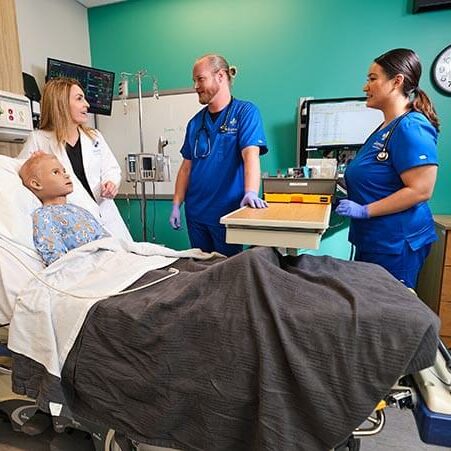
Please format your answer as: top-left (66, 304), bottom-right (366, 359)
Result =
top-left (32, 157), bottom-right (73, 202)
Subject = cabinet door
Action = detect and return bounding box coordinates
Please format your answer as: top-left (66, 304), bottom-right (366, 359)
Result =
top-left (0, 0), bottom-right (23, 93)
top-left (439, 301), bottom-right (451, 347)
top-left (442, 266), bottom-right (451, 304)
top-left (416, 226), bottom-right (446, 312)
top-left (439, 232), bottom-right (451, 346)
top-left (0, 0), bottom-right (25, 156)
top-left (446, 234), bottom-right (451, 266)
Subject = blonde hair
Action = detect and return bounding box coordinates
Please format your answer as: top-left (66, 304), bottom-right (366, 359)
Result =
top-left (19, 152), bottom-right (57, 194)
top-left (196, 54), bottom-right (237, 85)
top-left (40, 78), bottom-right (96, 144)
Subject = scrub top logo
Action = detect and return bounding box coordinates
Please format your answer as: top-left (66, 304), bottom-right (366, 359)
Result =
top-left (225, 117), bottom-right (238, 134)
top-left (372, 130), bottom-right (388, 152)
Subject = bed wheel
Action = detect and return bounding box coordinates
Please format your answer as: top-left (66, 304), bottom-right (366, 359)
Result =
top-left (334, 436), bottom-right (361, 451)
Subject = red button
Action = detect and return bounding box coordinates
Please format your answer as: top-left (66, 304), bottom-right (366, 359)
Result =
top-left (8, 109), bottom-right (13, 114)
top-left (9, 115), bottom-right (14, 121)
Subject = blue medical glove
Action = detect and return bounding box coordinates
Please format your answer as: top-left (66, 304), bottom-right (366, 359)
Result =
top-left (240, 191), bottom-right (268, 208)
top-left (169, 203), bottom-right (181, 229)
top-left (335, 199), bottom-right (369, 219)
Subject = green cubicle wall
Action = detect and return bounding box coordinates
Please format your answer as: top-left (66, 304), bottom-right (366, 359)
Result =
top-left (89, 0), bottom-right (451, 255)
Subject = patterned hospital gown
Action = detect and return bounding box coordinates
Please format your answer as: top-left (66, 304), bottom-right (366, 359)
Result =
top-left (33, 204), bottom-right (109, 266)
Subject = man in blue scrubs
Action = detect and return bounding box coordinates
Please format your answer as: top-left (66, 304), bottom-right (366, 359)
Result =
top-left (169, 54), bottom-right (268, 256)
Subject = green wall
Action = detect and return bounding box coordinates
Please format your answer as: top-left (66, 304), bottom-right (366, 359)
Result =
top-left (89, 0), bottom-right (451, 255)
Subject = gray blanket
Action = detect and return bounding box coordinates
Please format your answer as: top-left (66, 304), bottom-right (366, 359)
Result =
top-left (13, 247), bottom-right (439, 450)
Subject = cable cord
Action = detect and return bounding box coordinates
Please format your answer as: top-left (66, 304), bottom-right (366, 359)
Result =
top-left (0, 242), bottom-right (179, 301)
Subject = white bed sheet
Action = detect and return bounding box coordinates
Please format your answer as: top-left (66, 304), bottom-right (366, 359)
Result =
top-left (8, 237), bottom-right (215, 377)
top-left (0, 236), bottom-right (44, 324)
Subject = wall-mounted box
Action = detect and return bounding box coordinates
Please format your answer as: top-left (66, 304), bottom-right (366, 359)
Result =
top-left (413, 0), bottom-right (451, 13)
top-left (0, 90), bottom-right (33, 143)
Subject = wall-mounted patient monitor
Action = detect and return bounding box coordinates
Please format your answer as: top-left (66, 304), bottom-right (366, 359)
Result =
top-left (305, 97), bottom-right (384, 151)
top-left (46, 58), bottom-right (115, 116)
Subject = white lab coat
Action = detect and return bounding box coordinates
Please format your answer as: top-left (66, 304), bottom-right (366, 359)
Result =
top-left (19, 129), bottom-right (132, 241)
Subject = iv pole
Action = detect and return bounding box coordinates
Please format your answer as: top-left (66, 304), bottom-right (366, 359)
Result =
top-left (136, 70), bottom-right (147, 242)
top-left (120, 69), bottom-right (163, 242)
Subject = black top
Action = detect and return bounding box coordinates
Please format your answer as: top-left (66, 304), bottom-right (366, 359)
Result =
top-left (66, 136), bottom-right (96, 200)
top-left (208, 110), bottom-right (221, 123)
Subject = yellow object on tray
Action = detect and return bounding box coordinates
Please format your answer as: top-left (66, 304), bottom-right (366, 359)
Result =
top-left (264, 193), bottom-right (332, 204)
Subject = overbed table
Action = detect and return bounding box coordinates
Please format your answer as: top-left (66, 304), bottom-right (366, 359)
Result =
top-left (220, 202), bottom-right (331, 250)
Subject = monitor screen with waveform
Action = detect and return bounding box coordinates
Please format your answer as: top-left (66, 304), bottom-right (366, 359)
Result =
top-left (46, 58), bottom-right (115, 116)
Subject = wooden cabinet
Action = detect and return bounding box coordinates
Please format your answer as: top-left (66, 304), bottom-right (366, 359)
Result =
top-left (0, 0), bottom-right (24, 156)
top-left (417, 216), bottom-right (451, 347)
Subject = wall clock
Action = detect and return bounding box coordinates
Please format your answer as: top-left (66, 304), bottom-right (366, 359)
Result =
top-left (431, 45), bottom-right (451, 95)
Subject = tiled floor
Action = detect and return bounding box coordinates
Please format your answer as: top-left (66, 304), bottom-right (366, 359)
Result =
top-left (360, 407), bottom-right (451, 450)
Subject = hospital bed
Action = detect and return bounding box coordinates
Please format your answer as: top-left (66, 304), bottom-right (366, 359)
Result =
top-left (0, 154), bottom-right (451, 451)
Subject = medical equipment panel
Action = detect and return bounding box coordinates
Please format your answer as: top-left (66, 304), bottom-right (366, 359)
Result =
top-left (263, 177), bottom-right (337, 195)
top-left (0, 91), bottom-right (33, 143)
top-left (126, 152), bottom-right (170, 183)
top-left (263, 176), bottom-right (337, 205)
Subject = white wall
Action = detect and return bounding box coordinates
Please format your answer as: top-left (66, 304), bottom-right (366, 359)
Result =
top-left (15, 0), bottom-right (91, 91)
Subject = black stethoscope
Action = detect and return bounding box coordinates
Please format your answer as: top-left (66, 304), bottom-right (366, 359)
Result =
top-left (193, 97), bottom-right (234, 159)
top-left (373, 111), bottom-right (410, 162)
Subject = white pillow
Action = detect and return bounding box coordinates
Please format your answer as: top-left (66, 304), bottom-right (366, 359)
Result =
top-left (0, 155), bottom-right (44, 323)
top-left (0, 154), bottom-right (41, 253)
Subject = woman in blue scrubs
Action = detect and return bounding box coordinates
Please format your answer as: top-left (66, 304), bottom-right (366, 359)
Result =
top-left (336, 48), bottom-right (440, 288)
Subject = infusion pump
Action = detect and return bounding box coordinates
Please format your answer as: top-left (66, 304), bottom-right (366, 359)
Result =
top-left (126, 137), bottom-right (170, 183)
top-left (126, 153), bottom-right (170, 182)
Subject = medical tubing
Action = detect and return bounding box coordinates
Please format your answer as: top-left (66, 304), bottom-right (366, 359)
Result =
top-left (0, 242), bottom-right (179, 300)
top-left (151, 180), bottom-right (157, 242)
top-left (349, 244), bottom-right (356, 261)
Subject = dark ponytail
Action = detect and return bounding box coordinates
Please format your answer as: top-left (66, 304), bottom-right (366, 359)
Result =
top-left (375, 48), bottom-right (440, 131)
top-left (412, 88), bottom-right (440, 131)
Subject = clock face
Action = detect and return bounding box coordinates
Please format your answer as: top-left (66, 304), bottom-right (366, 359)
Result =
top-left (432, 45), bottom-right (451, 95)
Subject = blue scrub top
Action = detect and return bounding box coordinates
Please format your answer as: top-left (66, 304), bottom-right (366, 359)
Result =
top-left (345, 112), bottom-right (438, 254)
top-left (181, 98), bottom-right (268, 225)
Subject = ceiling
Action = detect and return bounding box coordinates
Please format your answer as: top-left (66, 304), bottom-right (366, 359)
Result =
top-left (75, 0), bottom-right (127, 8)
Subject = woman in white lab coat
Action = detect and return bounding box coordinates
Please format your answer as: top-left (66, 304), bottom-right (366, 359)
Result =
top-left (19, 78), bottom-right (132, 241)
